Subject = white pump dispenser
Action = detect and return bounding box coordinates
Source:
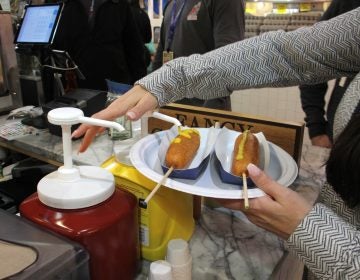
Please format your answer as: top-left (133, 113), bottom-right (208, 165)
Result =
top-left (37, 107), bottom-right (126, 210)
top-left (37, 107), bottom-right (183, 209)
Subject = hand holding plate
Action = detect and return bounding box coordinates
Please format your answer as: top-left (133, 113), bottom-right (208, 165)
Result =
top-left (217, 163), bottom-right (312, 239)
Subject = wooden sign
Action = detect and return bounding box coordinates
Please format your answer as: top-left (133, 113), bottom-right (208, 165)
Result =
top-left (148, 103), bottom-right (305, 166)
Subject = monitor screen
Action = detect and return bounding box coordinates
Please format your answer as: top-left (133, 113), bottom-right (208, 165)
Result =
top-left (14, 3), bottom-right (63, 45)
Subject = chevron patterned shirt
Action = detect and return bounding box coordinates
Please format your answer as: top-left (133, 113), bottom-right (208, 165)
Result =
top-left (137, 8), bottom-right (360, 107)
top-left (286, 183), bottom-right (360, 279)
top-left (137, 7), bottom-right (360, 279)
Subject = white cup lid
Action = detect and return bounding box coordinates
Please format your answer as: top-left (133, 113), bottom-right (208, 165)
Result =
top-left (149, 260), bottom-right (173, 280)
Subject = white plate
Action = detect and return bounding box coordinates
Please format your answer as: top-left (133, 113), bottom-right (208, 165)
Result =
top-left (129, 131), bottom-right (298, 199)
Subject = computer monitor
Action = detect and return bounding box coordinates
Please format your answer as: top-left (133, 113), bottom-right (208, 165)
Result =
top-left (14, 3), bottom-right (63, 46)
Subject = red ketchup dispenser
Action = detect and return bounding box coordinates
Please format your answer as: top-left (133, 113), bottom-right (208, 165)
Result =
top-left (20, 108), bottom-right (139, 280)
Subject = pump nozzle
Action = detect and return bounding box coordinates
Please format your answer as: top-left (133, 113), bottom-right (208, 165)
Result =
top-left (140, 111), bottom-right (182, 137)
top-left (47, 107), bottom-right (125, 172)
top-left (38, 107), bottom-right (124, 209)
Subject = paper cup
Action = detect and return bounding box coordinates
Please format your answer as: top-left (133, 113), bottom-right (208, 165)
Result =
top-left (166, 239), bottom-right (191, 266)
top-left (171, 256), bottom-right (192, 280)
top-left (149, 260), bottom-right (173, 280)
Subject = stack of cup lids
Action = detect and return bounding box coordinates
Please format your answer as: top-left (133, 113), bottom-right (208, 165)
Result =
top-left (149, 260), bottom-right (173, 280)
top-left (166, 239), bottom-right (192, 280)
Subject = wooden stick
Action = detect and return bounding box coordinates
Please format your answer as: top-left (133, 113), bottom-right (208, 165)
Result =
top-left (242, 173), bottom-right (249, 209)
top-left (144, 166), bottom-right (174, 204)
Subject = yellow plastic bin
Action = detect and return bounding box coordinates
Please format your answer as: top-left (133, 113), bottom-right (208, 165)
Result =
top-left (101, 156), bottom-right (195, 261)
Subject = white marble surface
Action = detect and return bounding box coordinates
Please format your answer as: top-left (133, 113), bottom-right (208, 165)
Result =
top-left (0, 115), bottom-right (143, 167)
top-left (190, 208), bottom-right (283, 279)
top-left (0, 117), bottom-right (330, 279)
top-left (136, 206), bottom-right (285, 280)
top-left (292, 144), bottom-right (329, 203)
top-left (0, 126), bottom-right (115, 167)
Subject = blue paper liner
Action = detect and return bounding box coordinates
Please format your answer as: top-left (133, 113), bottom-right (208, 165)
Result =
top-left (214, 155), bottom-right (255, 188)
top-left (161, 154), bottom-right (211, 180)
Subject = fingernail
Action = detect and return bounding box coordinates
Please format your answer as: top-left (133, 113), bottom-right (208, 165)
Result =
top-left (126, 111), bottom-right (136, 119)
top-left (247, 163), bottom-right (261, 176)
top-left (71, 130), bottom-right (78, 138)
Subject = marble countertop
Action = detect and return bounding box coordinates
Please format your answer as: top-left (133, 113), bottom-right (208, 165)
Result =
top-left (0, 118), bottom-right (117, 167)
top-left (0, 118), bottom-right (330, 279)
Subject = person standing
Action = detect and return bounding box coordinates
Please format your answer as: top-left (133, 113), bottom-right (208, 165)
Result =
top-left (127, 0), bottom-right (153, 68)
top-left (152, 0), bottom-right (245, 110)
top-left (72, 7), bottom-right (360, 279)
top-left (50, 0), bottom-right (147, 91)
top-left (299, 0), bottom-right (360, 148)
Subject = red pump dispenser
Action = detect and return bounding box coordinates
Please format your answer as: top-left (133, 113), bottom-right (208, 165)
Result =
top-left (20, 108), bottom-right (139, 280)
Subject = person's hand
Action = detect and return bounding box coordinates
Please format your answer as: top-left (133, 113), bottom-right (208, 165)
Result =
top-left (72, 85), bottom-right (158, 152)
top-left (217, 164), bottom-right (313, 240)
top-left (311, 134), bottom-right (332, 148)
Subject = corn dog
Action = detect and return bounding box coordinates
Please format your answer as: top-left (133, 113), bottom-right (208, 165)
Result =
top-left (231, 130), bottom-right (259, 177)
top-left (165, 128), bottom-right (200, 169)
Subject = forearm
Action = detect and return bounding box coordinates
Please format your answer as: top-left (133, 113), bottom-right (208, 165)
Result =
top-left (152, 41), bottom-right (164, 72)
top-left (137, 8), bottom-right (360, 106)
top-left (286, 203), bottom-right (360, 279)
top-left (152, 20), bottom-right (166, 72)
top-left (299, 83), bottom-right (328, 138)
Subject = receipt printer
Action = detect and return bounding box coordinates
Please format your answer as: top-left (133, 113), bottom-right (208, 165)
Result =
top-left (42, 88), bottom-right (107, 136)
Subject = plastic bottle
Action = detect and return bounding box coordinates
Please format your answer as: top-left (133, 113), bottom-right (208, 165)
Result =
top-left (102, 143), bottom-right (195, 261)
top-left (19, 108), bottom-right (140, 280)
top-left (20, 188), bottom-right (139, 280)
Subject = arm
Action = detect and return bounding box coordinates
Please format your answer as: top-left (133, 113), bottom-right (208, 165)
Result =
top-left (152, 1), bottom-right (172, 71)
top-left (299, 83), bottom-right (331, 146)
top-left (287, 203), bottom-right (360, 279)
top-left (218, 164), bottom-right (360, 279)
top-left (73, 8), bottom-right (360, 150)
top-left (298, 0), bottom-right (360, 148)
top-left (208, 0), bottom-right (245, 48)
top-left (72, 85), bottom-right (158, 152)
top-left (152, 19), bottom-right (166, 71)
top-left (137, 8), bottom-right (360, 106)
top-left (140, 9), bottom-right (152, 44)
top-left (298, 0), bottom-right (337, 142)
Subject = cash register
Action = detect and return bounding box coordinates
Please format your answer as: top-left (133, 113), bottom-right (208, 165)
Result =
top-left (13, 3), bottom-right (107, 135)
